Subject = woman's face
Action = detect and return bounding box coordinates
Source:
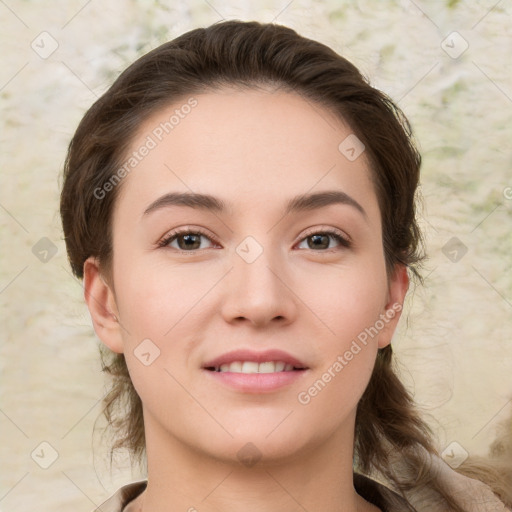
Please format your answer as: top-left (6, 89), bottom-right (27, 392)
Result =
top-left (86, 87), bottom-right (407, 464)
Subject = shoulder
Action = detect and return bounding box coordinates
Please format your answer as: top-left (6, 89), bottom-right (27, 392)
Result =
top-left (356, 463), bottom-right (512, 512)
top-left (93, 473), bottom-right (511, 512)
top-left (91, 480), bottom-right (147, 512)
top-left (98, 476), bottom-right (409, 512)
top-left (97, 476), bottom-right (408, 512)
top-left (354, 473), bottom-right (413, 512)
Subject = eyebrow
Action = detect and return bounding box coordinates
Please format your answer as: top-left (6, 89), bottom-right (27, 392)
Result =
top-left (143, 190), bottom-right (367, 219)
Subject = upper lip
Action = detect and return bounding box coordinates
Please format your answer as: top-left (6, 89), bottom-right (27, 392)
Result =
top-left (202, 349), bottom-right (308, 369)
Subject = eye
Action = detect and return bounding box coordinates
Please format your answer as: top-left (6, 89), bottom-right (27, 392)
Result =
top-left (158, 228), bottom-right (218, 251)
top-left (295, 228), bottom-right (351, 251)
top-left (157, 227), bottom-right (351, 253)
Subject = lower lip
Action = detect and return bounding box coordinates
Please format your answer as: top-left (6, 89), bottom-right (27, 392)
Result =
top-left (202, 369), bottom-right (308, 393)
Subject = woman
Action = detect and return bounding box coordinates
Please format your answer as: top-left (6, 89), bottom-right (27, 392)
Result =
top-left (60, 20), bottom-right (511, 512)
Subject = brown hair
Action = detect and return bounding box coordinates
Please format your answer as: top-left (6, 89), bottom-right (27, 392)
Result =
top-left (60, 20), bottom-right (511, 510)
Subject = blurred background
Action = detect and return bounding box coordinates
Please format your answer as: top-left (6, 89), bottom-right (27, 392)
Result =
top-left (1, 0), bottom-right (511, 510)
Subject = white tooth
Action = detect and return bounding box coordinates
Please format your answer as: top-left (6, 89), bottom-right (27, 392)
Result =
top-left (258, 361), bottom-right (276, 373)
top-left (241, 361), bottom-right (259, 374)
top-left (215, 360), bottom-right (298, 373)
top-left (275, 361), bottom-right (286, 372)
top-left (228, 361), bottom-right (243, 372)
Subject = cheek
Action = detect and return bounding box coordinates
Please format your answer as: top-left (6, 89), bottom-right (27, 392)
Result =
top-left (298, 258), bottom-right (388, 342)
top-left (112, 258), bottom-right (212, 391)
top-left (295, 258), bottom-right (387, 395)
top-left (295, 273), bottom-right (385, 424)
top-left (113, 257), bottom-right (209, 339)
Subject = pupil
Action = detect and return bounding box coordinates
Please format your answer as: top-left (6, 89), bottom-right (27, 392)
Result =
top-left (180, 234), bottom-right (200, 250)
top-left (309, 234), bottom-right (328, 249)
top-left (177, 234), bottom-right (330, 251)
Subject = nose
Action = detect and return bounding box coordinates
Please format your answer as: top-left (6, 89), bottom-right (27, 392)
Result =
top-left (220, 239), bottom-right (298, 328)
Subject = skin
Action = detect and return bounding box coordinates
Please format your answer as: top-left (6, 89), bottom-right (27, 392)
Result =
top-left (84, 87), bottom-right (409, 512)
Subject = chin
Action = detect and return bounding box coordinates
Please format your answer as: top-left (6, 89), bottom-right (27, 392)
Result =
top-left (192, 423), bottom-right (317, 468)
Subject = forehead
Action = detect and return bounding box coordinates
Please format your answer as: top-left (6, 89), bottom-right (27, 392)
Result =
top-left (113, 88), bottom-right (379, 224)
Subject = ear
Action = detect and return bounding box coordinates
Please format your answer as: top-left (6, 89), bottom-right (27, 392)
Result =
top-left (377, 264), bottom-right (409, 349)
top-left (83, 257), bottom-right (124, 354)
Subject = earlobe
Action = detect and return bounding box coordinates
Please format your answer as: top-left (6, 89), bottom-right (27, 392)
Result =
top-left (83, 257), bottom-right (124, 354)
top-left (377, 264), bottom-right (409, 349)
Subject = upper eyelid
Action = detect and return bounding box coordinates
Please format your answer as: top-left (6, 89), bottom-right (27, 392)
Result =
top-left (159, 225), bottom-right (351, 248)
top-left (300, 225), bottom-right (351, 243)
top-left (159, 226), bottom-right (219, 245)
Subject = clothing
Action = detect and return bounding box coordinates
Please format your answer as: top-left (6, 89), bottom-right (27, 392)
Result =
top-left (92, 464), bottom-right (511, 512)
top-left (92, 474), bottom-right (413, 512)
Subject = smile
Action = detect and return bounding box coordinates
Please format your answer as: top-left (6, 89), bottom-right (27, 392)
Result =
top-left (206, 361), bottom-right (306, 373)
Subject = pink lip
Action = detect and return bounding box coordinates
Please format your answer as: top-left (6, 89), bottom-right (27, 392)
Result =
top-left (201, 348), bottom-right (309, 394)
top-left (204, 369), bottom-right (308, 393)
top-left (202, 348), bottom-right (308, 369)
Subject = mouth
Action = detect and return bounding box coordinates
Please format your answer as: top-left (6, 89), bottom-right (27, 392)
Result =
top-left (204, 361), bottom-right (307, 374)
top-left (202, 348), bottom-right (309, 374)
top-left (202, 349), bottom-right (309, 393)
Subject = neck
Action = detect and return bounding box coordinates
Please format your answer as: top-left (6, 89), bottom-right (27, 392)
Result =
top-left (135, 411), bottom-right (378, 512)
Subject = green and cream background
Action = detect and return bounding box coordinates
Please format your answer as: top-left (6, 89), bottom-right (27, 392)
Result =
top-left (1, 1), bottom-right (511, 510)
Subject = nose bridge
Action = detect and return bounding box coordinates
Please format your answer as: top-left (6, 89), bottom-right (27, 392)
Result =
top-left (221, 234), bottom-right (295, 325)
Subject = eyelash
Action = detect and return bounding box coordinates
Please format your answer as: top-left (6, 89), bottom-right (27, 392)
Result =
top-left (157, 226), bottom-right (352, 253)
